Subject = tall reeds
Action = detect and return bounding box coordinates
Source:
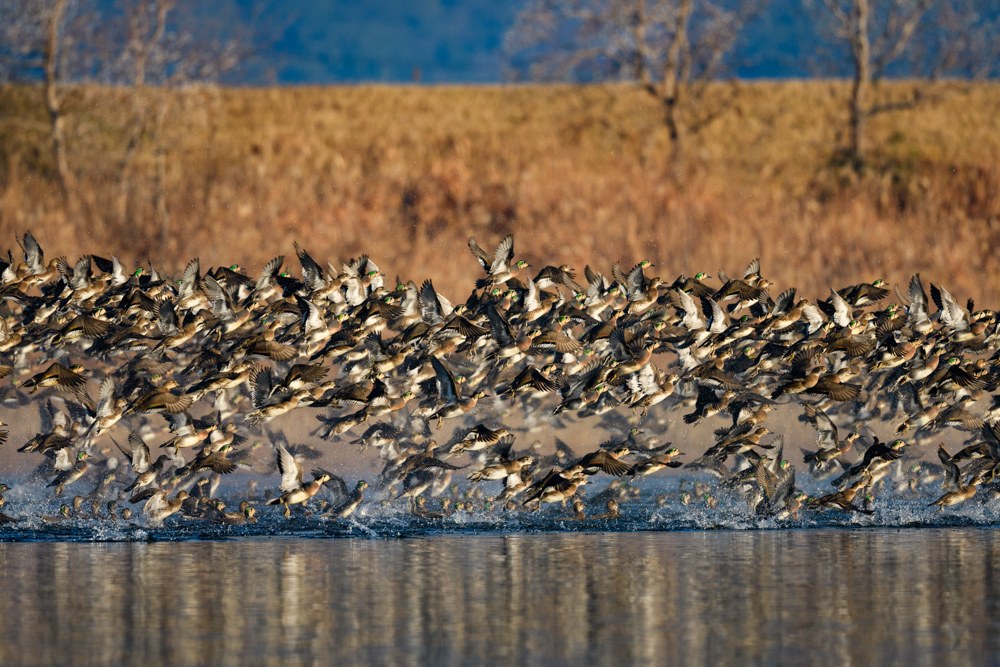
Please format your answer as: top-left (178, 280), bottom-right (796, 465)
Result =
top-left (0, 81), bottom-right (997, 303)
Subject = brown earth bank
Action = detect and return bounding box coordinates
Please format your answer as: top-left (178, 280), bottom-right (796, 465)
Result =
top-left (1, 81), bottom-right (999, 307)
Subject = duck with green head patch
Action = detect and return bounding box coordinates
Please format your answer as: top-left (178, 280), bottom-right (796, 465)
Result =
top-left (267, 443), bottom-right (330, 518)
top-left (48, 450), bottom-right (89, 495)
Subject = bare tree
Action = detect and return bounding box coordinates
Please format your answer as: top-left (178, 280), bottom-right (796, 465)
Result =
top-left (1, 0), bottom-right (244, 237)
top-left (44, 0), bottom-right (73, 200)
top-left (108, 0), bottom-right (175, 231)
top-left (817, 0), bottom-right (1000, 167)
top-left (0, 0), bottom-right (88, 203)
top-left (925, 0), bottom-right (1000, 79)
top-left (504, 0), bottom-right (755, 151)
top-left (95, 0), bottom-right (242, 239)
top-left (818, 0), bottom-right (933, 166)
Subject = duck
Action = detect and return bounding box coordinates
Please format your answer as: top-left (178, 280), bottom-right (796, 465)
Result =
top-left (0, 483), bottom-right (17, 524)
top-left (832, 437), bottom-right (906, 489)
top-left (468, 234), bottom-right (529, 288)
top-left (811, 477), bottom-right (874, 515)
top-left (116, 431), bottom-right (172, 493)
top-left (163, 412), bottom-right (217, 450)
top-left (5, 233), bottom-right (1000, 529)
top-left (324, 479), bottom-right (369, 519)
top-left (930, 446), bottom-right (987, 514)
top-left (174, 443), bottom-right (238, 478)
top-left (445, 424), bottom-right (511, 457)
top-left (42, 505), bottom-right (74, 522)
top-left (47, 450), bottom-right (89, 495)
top-left (23, 362), bottom-right (88, 394)
top-left (930, 473), bottom-right (986, 514)
top-left (591, 499), bottom-right (621, 520)
top-left (125, 379), bottom-right (194, 415)
top-left (85, 377), bottom-right (128, 440)
top-left (467, 456), bottom-right (534, 483)
top-left (216, 501), bottom-right (257, 524)
top-left (575, 446), bottom-right (631, 477)
top-left (523, 465), bottom-right (589, 508)
top-left (411, 496), bottom-right (451, 519)
top-left (628, 448), bottom-right (684, 479)
top-left (426, 357), bottom-right (488, 428)
top-left (266, 444), bottom-right (330, 518)
top-left (143, 490), bottom-right (191, 525)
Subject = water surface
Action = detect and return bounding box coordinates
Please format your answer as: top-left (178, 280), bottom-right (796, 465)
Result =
top-left (2, 530), bottom-right (1000, 666)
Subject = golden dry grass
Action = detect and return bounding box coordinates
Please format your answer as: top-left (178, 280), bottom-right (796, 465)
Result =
top-left (1, 80), bottom-right (999, 304)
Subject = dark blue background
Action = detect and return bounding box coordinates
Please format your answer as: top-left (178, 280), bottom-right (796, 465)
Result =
top-left (90, 0), bottom-right (1000, 84)
top-left (216, 0), bottom-right (844, 83)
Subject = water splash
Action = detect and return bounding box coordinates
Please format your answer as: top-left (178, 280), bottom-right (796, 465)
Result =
top-left (2, 475), bottom-right (995, 542)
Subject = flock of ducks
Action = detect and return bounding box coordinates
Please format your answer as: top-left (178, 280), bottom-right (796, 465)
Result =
top-left (1, 230), bottom-right (999, 530)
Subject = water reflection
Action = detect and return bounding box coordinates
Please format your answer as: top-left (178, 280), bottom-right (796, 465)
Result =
top-left (2, 530), bottom-right (1000, 665)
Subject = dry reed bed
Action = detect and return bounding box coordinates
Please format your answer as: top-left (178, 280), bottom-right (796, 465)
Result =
top-left (0, 81), bottom-right (999, 305)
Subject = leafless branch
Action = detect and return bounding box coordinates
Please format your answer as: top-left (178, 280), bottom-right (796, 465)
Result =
top-left (815, 0), bottom-right (999, 166)
top-left (505, 0), bottom-right (756, 150)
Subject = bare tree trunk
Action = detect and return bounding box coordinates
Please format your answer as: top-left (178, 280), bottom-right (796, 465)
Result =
top-left (661, 0), bottom-right (693, 148)
top-left (116, 115), bottom-right (141, 225)
top-left (118, 0), bottom-right (173, 227)
top-left (154, 94), bottom-right (170, 244)
top-left (117, 88), bottom-right (148, 226)
top-left (507, 0), bottom-right (748, 165)
top-left (44, 0), bottom-right (74, 204)
top-left (848, 0), bottom-right (871, 165)
top-left (822, 0), bottom-right (936, 168)
top-left (118, 0), bottom-right (174, 224)
top-left (630, 0), bottom-right (649, 84)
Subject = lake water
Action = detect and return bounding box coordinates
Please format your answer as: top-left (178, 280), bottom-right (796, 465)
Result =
top-left (2, 529), bottom-right (1000, 666)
